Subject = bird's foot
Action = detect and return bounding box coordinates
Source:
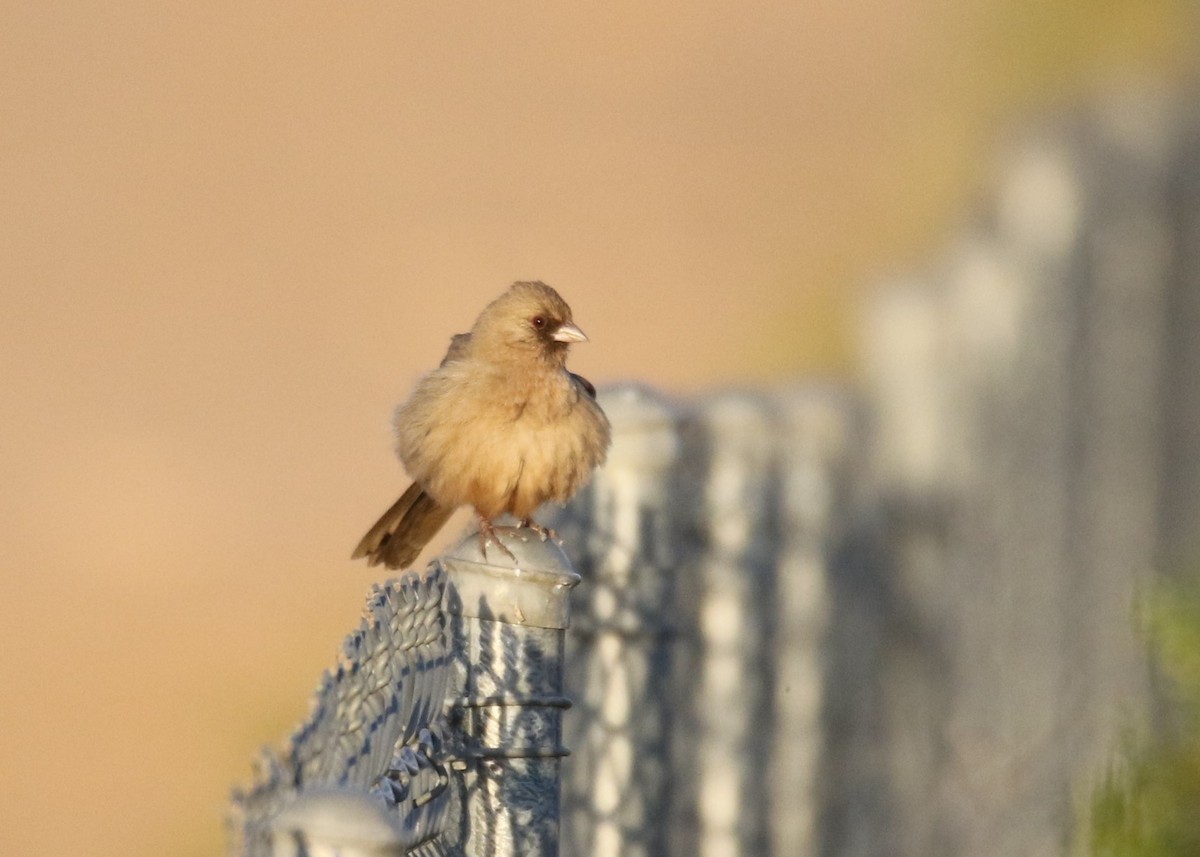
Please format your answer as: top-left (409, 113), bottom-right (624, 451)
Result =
top-left (477, 517), bottom-right (518, 564)
top-left (518, 519), bottom-right (559, 543)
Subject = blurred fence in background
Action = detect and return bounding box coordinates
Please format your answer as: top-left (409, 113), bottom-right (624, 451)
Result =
top-left (857, 86), bottom-right (1200, 857)
top-left (547, 384), bottom-right (866, 857)
top-left (557, 87), bottom-right (1200, 857)
top-left (232, 87), bottom-right (1200, 857)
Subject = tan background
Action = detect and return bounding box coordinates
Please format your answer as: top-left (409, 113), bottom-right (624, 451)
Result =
top-left (0, 2), bottom-right (1192, 855)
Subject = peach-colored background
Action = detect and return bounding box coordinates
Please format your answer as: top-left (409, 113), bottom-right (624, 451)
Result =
top-left (1, 2), bottom-right (1191, 855)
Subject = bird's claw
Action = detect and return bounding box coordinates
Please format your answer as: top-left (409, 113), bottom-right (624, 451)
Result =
top-left (518, 519), bottom-right (558, 543)
top-left (478, 518), bottom-right (519, 564)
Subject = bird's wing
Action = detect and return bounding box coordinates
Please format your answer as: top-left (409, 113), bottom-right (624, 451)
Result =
top-left (569, 372), bottom-right (597, 399)
top-left (440, 332), bottom-right (472, 366)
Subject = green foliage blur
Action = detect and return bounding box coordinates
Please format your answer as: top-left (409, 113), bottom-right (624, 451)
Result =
top-left (1083, 569), bottom-right (1200, 856)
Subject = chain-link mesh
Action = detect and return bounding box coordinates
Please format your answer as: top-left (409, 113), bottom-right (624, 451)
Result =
top-left (230, 568), bottom-right (452, 856)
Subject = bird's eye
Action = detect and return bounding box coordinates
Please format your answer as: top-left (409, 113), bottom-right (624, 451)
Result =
top-left (532, 316), bottom-right (547, 329)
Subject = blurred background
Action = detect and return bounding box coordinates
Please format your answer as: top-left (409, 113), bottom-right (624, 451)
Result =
top-left (1, 2), bottom-right (1196, 856)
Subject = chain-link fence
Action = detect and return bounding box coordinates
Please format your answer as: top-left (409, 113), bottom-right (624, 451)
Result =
top-left (232, 86), bottom-right (1200, 857)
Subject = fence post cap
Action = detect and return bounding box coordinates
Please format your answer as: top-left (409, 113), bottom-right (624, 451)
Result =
top-left (439, 525), bottom-right (581, 629)
top-left (270, 788), bottom-right (406, 851)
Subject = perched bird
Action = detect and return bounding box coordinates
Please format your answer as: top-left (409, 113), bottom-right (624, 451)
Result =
top-left (353, 281), bottom-right (611, 569)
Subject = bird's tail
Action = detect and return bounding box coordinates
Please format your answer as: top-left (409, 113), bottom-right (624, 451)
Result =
top-left (351, 482), bottom-right (455, 569)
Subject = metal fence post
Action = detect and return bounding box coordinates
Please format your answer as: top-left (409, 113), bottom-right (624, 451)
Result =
top-left (437, 527), bottom-right (580, 857)
top-left (768, 390), bottom-right (861, 857)
top-left (681, 393), bottom-right (778, 857)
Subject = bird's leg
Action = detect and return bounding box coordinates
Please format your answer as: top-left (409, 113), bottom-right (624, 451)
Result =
top-left (518, 518), bottom-right (559, 543)
top-left (477, 516), bottom-right (518, 563)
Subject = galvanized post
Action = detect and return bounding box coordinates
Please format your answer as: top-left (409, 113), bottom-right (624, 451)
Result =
top-left (681, 393), bottom-right (777, 857)
top-left (438, 527), bottom-right (580, 857)
top-left (768, 391), bottom-right (854, 857)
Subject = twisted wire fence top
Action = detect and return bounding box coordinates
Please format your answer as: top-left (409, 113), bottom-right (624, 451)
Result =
top-left (230, 567), bottom-right (451, 856)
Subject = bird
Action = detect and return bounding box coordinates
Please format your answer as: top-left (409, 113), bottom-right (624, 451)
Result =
top-left (352, 281), bottom-right (611, 569)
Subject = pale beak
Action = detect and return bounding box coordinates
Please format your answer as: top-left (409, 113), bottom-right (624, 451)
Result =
top-left (551, 322), bottom-right (588, 343)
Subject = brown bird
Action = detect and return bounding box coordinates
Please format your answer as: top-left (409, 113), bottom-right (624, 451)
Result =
top-left (352, 281), bottom-right (611, 569)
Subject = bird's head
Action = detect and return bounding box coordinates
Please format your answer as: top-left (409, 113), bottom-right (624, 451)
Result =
top-left (473, 281), bottom-right (588, 365)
